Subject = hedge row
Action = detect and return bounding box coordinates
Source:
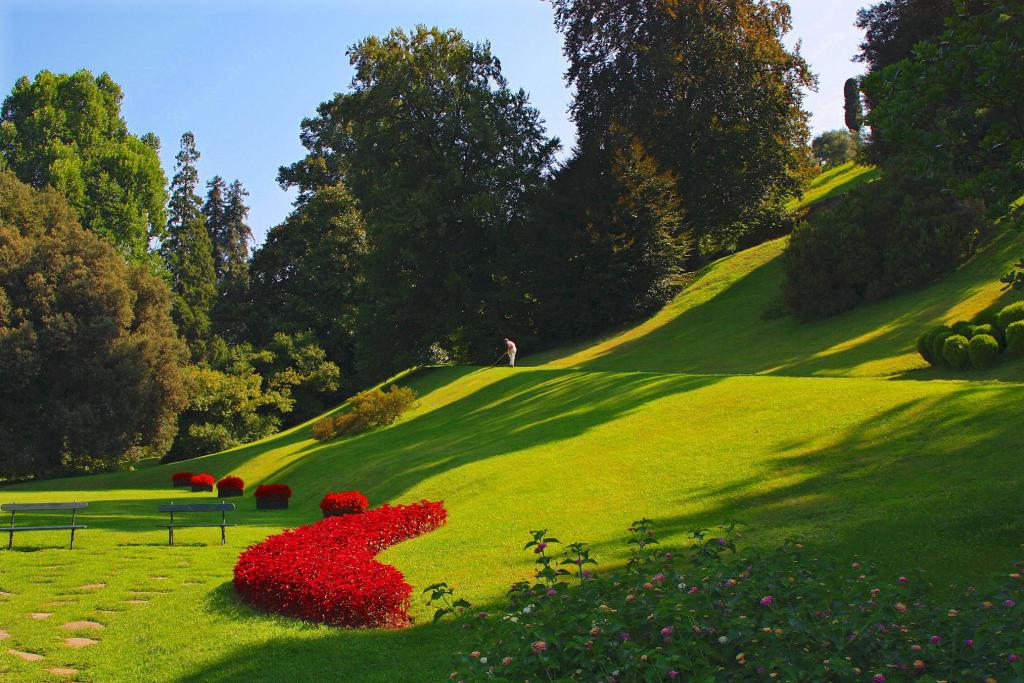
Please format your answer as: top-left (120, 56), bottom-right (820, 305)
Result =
top-left (917, 302), bottom-right (1024, 370)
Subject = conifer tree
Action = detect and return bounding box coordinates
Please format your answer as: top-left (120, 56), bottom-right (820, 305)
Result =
top-left (202, 175), bottom-right (228, 279)
top-left (222, 179), bottom-right (253, 284)
top-left (161, 132), bottom-right (216, 358)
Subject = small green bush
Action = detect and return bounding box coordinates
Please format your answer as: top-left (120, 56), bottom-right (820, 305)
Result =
top-left (311, 385), bottom-right (417, 442)
top-left (968, 334), bottom-right (1000, 369)
top-left (1005, 320), bottom-right (1024, 356)
top-left (916, 329), bottom-right (935, 364)
top-left (929, 327), bottom-right (953, 367)
top-left (942, 334), bottom-right (970, 369)
top-left (970, 322), bottom-right (1004, 348)
top-left (951, 320), bottom-right (974, 337)
top-left (996, 301), bottom-right (1024, 331)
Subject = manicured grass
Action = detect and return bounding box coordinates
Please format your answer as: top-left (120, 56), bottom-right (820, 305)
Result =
top-left (2, 165), bottom-right (1024, 681)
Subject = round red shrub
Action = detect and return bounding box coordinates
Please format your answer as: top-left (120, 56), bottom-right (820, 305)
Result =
top-left (191, 473), bottom-right (215, 487)
top-left (217, 475), bottom-right (245, 491)
top-left (254, 484), bottom-right (292, 499)
top-left (234, 500), bottom-right (447, 628)
top-left (172, 472), bottom-right (193, 483)
top-left (321, 491), bottom-right (369, 516)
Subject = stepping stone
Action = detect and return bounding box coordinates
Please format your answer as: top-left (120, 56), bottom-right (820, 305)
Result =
top-left (47, 668), bottom-right (78, 677)
top-left (46, 601), bottom-right (71, 607)
top-left (78, 583), bottom-right (105, 590)
top-left (8, 649), bottom-right (44, 661)
top-left (123, 600), bottom-right (148, 605)
top-left (0, 592), bottom-right (11, 598)
top-left (63, 637), bottom-right (97, 648)
top-left (0, 629), bottom-right (9, 640)
top-left (149, 576), bottom-right (168, 580)
top-left (60, 621), bottom-right (103, 631)
top-left (31, 613), bottom-right (52, 620)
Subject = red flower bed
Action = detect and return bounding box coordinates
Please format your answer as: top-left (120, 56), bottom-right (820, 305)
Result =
top-left (191, 473), bottom-right (215, 487)
top-left (172, 472), bottom-right (193, 483)
top-left (234, 500), bottom-right (447, 628)
top-left (254, 484), bottom-right (291, 499)
top-left (217, 476), bottom-right (244, 490)
top-left (320, 490), bottom-right (369, 516)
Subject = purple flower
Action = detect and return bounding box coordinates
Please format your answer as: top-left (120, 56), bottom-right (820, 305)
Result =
top-left (1005, 599), bottom-right (1017, 608)
top-left (664, 552), bottom-right (673, 559)
top-left (930, 635), bottom-right (941, 645)
top-left (759, 595), bottom-right (774, 607)
top-left (716, 538), bottom-right (727, 546)
top-left (546, 588), bottom-right (557, 596)
top-left (964, 639), bottom-right (974, 648)
top-left (1011, 654), bottom-right (1021, 664)
top-left (688, 586), bottom-right (699, 594)
top-left (872, 675), bottom-right (886, 683)
top-left (666, 672), bottom-right (679, 680)
top-left (619, 632), bottom-right (631, 641)
top-left (534, 542), bottom-right (547, 554)
top-left (582, 570), bottom-right (593, 579)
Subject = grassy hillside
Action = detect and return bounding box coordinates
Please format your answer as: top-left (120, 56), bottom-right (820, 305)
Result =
top-left (2, 164), bottom-right (1024, 681)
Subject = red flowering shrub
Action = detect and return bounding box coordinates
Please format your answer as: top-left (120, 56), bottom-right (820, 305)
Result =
top-left (234, 500), bottom-right (447, 628)
top-left (321, 490), bottom-right (369, 515)
top-left (172, 472), bottom-right (193, 483)
top-left (217, 476), bottom-right (244, 491)
top-left (190, 473), bottom-right (215, 487)
top-left (254, 484), bottom-right (292, 499)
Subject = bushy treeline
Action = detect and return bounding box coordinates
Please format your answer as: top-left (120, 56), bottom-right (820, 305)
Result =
top-left (784, 0), bottom-right (1020, 318)
top-left (1, 3), bottom-right (815, 476)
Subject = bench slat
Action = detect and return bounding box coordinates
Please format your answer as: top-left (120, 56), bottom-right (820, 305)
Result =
top-left (158, 504), bottom-right (235, 513)
top-left (156, 524), bottom-right (237, 528)
top-left (2, 525), bottom-right (87, 532)
top-left (2, 502), bottom-right (88, 511)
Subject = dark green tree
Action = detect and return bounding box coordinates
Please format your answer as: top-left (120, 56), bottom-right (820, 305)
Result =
top-left (854, 0), bottom-right (956, 73)
top-left (844, 78), bottom-right (864, 134)
top-left (222, 179), bottom-right (252, 283)
top-left (202, 175), bottom-right (228, 278)
top-left (550, 0), bottom-right (815, 252)
top-left (0, 69), bottom-right (168, 265)
top-left (279, 27), bottom-right (559, 376)
top-left (0, 170), bottom-right (187, 478)
top-left (161, 132), bottom-right (216, 358)
top-left (812, 130), bottom-right (859, 167)
top-left (246, 182), bottom-right (366, 382)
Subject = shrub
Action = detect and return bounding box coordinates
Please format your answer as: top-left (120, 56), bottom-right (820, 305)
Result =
top-left (971, 322), bottom-right (1003, 347)
top-left (929, 328), bottom-right (953, 367)
top-left (310, 386), bottom-right (416, 442)
top-left (917, 325), bottom-right (952, 365)
top-left (320, 491), bottom-right (369, 516)
top-left (217, 475), bottom-right (244, 492)
top-left (254, 484), bottom-right (292, 499)
top-left (1006, 321), bottom-right (1024, 356)
top-left (968, 334), bottom-right (1001, 369)
top-left (233, 500), bottom-right (447, 627)
top-left (942, 334), bottom-right (970, 369)
top-left (996, 301), bottom-right (1024, 332)
top-left (783, 174), bottom-right (983, 318)
top-left (172, 472), bottom-right (193, 484)
top-left (437, 521), bottom-right (1024, 682)
top-left (950, 320), bottom-right (974, 337)
top-left (190, 473), bottom-right (215, 487)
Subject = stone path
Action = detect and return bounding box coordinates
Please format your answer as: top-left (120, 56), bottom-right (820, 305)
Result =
top-left (61, 621), bottom-right (103, 631)
top-left (64, 637), bottom-right (98, 648)
top-left (8, 649), bottom-right (44, 661)
top-left (47, 667), bottom-right (78, 676)
top-left (30, 612), bottom-right (51, 620)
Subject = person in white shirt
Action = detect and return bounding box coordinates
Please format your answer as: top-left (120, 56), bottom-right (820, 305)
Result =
top-left (504, 338), bottom-right (517, 367)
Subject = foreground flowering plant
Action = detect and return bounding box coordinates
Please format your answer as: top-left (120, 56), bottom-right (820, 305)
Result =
top-left (433, 521), bottom-right (1024, 682)
top-left (234, 500), bottom-right (447, 628)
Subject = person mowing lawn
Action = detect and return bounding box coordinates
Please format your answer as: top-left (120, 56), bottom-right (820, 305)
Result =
top-left (504, 337), bottom-right (517, 367)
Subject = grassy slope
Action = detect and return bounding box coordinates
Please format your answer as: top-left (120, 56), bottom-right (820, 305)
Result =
top-left (2, 163), bottom-right (1024, 681)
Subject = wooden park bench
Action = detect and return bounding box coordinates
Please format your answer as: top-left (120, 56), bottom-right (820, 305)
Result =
top-left (158, 502), bottom-right (236, 546)
top-left (2, 502), bottom-right (88, 550)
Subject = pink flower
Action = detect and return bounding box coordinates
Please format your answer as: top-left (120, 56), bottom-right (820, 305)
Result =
top-left (895, 602), bottom-right (907, 613)
top-left (964, 639), bottom-right (974, 648)
top-left (1010, 654), bottom-right (1021, 663)
top-left (688, 586), bottom-right (699, 594)
top-left (531, 641), bottom-right (547, 654)
top-left (533, 542), bottom-right (547, 554)
top-left (653, 573), bottom-right (665, 583)
top-left (872, 676), bottom-right (886, 683)
top-left (1005, 599), bottom-right (1016, 608)
top-left (547, 588), bottom-right (557, 596)
top-left (930, 635), bottom-right (941, 645)
top-left (583, 640), bottom-right (593, 648)
top-left (898, 576), bottom-right (908, 584)
top-left (760, 595), bottom-right (774, 606)
top-left (664, 552), bottom-right (673, 559)
top-left (470, 651), bottom-right (480, 658)
top-left (643, 583), bottom-right (654, 590)
top-left (911, 645), bottom-right (922, 651)
top-left (477, 611), bottom-right (488, 618)
top-left (666, 671), bottom-right (679, 679)
top-left (660, 626), bottom-right (673, 636)
top-left (501, 657), bottom-right (512, 665)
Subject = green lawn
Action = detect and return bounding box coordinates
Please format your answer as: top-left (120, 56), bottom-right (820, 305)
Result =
top-left (3, 165), bottom-right (1024, 681)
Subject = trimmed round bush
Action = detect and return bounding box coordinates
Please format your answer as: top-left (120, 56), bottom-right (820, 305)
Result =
top-left (996, 301), bottom-right (1024, 331)
top-left (951, 320), bottom-right (974, 337)
top-left (968, 334), bottom-right (1000, 369)
top-left (942, 334), bottom-right (970, 369)
top-left (970, 323), bottom-right (1004, 348)
top-left (930, 328), bottom-right (954, 367)
top-left (1005, 320), bottom-right (1024, 356)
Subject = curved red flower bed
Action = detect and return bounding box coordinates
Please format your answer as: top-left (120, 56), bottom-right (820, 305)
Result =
top-left (234, 500), bottom-right (447, 628)
top-left (321, 490), bottom-right (369, 516)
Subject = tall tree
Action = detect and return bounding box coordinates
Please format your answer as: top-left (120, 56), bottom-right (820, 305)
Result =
top-left (844, 77), bottom-right (864, 134)
top-left (279, 27), bottom-right (559, 376)
top-left (0, 69), bottom-right (168, 265)
top-left (854, 0), bottom-right (956, 74)
top-left (161, 132), bottom-right (216, 358)
top-left (222, 179), bottom-right (253, 283)
top-left (551, 0), bottom-right (815, 252)
top-left (0, 170), bottom-right (187, 478)
top-left (202, 175), bottom-right (228, 278)
top-left (246, 182), bottom-right (366, 383)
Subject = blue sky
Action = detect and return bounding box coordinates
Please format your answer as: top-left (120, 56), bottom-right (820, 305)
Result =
top-left (1, 0), bottom-right (867, 245)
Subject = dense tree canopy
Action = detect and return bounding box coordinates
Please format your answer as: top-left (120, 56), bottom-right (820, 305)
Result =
top-left (854, 0), bottom-right (956, 74)
top-left (0, 171), bottom-right (186, 478)
top-left (551, 0), bottom-right (815, 252)
top-left (279, 26), bottom-right (559, 375)
top-left (0, 70), bottom-right (168, 265)
top-left (161, 132), bottom-right (216, 358)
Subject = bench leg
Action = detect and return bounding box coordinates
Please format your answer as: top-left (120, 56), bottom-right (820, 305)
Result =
top-left (70, 527), bottom-right (76, 550)
top-left (7, 530), bottom-right (12, 551)
top-left (169, 527), bottom-right (174, 547)
top-left (221, 525), bottom-right (226, 545)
